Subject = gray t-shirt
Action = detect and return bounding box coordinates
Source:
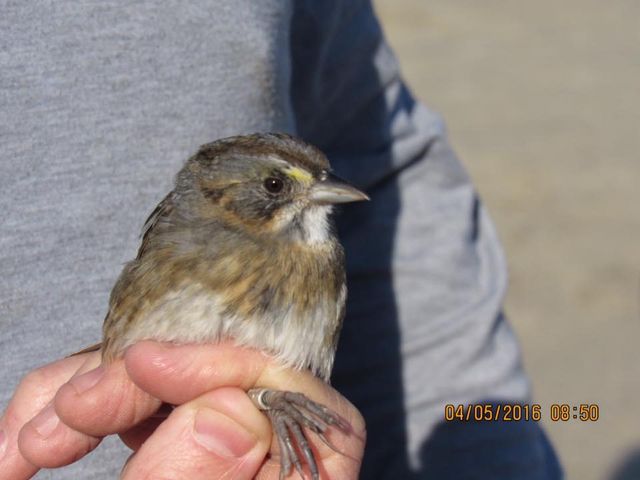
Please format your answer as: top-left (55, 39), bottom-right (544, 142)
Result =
top-left (1, 0), bottom-right (560, 478)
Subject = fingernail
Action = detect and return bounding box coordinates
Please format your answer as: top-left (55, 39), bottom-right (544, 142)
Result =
top-left (69, 365), bottom-right (105, 394)
top-left (193, 408), bottom-right (257, 458)
top-left (31, 404), bottom-right (60, 439)
top-left (148, 344), bottom-right (174, 369)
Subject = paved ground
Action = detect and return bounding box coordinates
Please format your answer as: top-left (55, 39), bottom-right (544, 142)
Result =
top-left (374, 1), bottom-right (640, 479)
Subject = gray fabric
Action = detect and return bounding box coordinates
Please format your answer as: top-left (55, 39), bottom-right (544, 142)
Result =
top-left (1, 0), bottom-right (561, 478)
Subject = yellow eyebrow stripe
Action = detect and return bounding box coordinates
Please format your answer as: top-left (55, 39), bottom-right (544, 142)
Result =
top-left (285, 166), bottom-right (313, 184)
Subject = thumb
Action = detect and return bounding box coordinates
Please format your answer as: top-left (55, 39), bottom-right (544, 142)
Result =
top-left (120, 387), bottom-right (271, 480)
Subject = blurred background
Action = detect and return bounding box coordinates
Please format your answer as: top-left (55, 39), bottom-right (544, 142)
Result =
top-left (374, 1), bottom-right (640, 479)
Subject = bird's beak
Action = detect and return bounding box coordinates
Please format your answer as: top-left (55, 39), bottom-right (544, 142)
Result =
top-left (309, 172), bottom-right (370, 204)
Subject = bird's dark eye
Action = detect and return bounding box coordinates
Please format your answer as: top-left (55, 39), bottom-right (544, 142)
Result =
top-left (264, 177), bottom-right (284, 194)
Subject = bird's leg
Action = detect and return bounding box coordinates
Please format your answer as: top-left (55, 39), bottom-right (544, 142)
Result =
top-left (248, 388), bottom-right (349, 480)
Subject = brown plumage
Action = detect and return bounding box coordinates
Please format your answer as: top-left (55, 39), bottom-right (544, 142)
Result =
top-left (99, 133), bottom-right (364, 380)
top-left (81, 133), bottom-right (368, 479)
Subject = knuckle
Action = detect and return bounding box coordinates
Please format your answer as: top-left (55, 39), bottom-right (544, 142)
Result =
top-left (1, 402), bottom-right (22, 431)
top-left (15, 368), bottom-right (55, 410)
top-left (106, 379), bottom-right (141, 424)
top-left (109, 379), bottom-right (158, 429)
top-left (18, 368), bottom-right (50, 397)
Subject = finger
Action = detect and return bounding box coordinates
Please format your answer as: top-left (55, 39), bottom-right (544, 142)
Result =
top-left (124, 341), bottom-right (268, 404)
top-left (121, 388), bottom-right (271, 480)
top-left (53, 357), bottom-right (161, 438)
top-left (0, 353), bottom-right (93, 480)
top-left (126, 341), bottom-right (355, 410)
top-left (17, 403), bottom-right (101, 468)
top-left (17, 354), bottom-right (105, 469)
top-left (125, 341), bottom-right (366, 458)
top-left (118, 404), bottom-right (172, 450)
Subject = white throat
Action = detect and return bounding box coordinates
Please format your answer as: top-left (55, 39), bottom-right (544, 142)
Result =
top-left (301, 205), bottom-right (332, 246)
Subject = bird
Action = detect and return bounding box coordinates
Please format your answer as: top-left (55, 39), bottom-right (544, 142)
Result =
top-left (74, 133), bottom-right (369, 479)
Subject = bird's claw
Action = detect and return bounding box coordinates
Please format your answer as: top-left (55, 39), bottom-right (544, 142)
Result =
top-left (248, 388), bottom-right (349, 480)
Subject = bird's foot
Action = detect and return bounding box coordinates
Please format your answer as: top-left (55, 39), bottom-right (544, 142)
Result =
top-left (248, 388), bottom-right (349, 480)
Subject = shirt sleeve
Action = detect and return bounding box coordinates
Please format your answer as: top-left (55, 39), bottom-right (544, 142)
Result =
top-left (290, 1), bottom-right (561, 477)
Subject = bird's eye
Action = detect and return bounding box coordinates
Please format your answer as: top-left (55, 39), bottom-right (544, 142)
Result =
top-left (264, 177), bottom-right (284, 194)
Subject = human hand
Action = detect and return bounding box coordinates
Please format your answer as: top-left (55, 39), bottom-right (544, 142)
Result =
top-left (0, 341), bottom-right (366, 479)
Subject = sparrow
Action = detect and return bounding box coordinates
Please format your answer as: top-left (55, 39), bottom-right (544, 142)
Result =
top-left (76, 133), bottom-right (368, 479)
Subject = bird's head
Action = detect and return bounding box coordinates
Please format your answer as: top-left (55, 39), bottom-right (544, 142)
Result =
top-left (175, 133), bottom-right (368, 246)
